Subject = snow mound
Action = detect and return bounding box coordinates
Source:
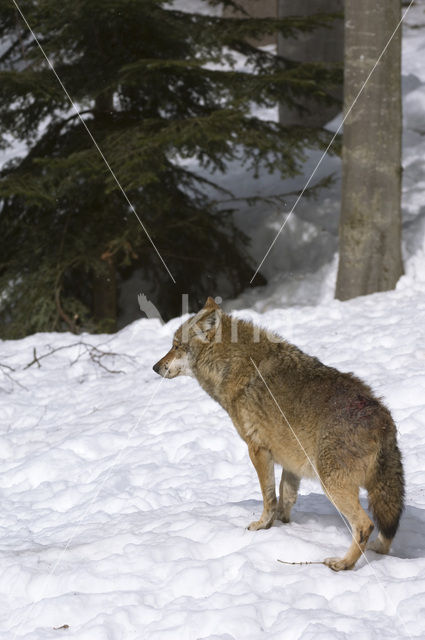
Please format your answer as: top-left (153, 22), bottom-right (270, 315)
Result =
top-left (1, 281), bottom-right (425, 639)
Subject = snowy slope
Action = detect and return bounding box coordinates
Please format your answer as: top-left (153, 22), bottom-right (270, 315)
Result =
top-left (1, 279), bottom-right (425, 639)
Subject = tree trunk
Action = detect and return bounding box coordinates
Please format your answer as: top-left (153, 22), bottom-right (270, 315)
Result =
top-left (277, 0), bottom-right (344, 128)
top-left (92, 89), bottom-right (117, 333)
top-left (335, 0), bottom-right (403, 300)
top-left (93, 260), bottom-right (117, 332)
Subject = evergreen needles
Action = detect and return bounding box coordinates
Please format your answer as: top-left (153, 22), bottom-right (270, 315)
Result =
top-left (0, 0), bottom-right (341, 336)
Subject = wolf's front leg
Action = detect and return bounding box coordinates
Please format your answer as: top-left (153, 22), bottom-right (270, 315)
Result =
top-left (247, 444), bottom-right (277, 531)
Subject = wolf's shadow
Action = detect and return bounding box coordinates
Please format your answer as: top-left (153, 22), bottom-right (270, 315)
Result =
top-left (236, 492), bottom-right (425, 561)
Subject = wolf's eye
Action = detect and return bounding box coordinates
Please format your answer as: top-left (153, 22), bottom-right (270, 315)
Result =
top-left (174, 344), bottom-right (179, 350)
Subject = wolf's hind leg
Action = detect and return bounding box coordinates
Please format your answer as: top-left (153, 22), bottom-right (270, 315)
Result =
top-left (247, 445), bottom-right (277, 531)
top-left (321, 480), bottom-right (374, 571)
top-left (368, 532), bottom-right (392, 555)
top-left (276, 469), bottom-right (300, 523)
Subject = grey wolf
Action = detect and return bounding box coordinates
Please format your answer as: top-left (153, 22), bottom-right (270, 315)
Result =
top-left (153, 297), bottom-right (404, 571)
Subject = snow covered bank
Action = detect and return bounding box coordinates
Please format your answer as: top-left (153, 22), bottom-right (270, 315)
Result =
top-left (1, 279), bottom-right (425, 638)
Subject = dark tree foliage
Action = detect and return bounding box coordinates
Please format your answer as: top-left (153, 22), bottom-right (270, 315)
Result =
top-left (0, 0), bottom-right (341, 336)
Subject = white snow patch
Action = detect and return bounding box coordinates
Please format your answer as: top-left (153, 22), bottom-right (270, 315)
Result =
top-left (1, 279), bottom-right (425, 639)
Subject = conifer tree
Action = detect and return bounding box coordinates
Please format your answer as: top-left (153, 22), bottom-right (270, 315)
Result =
top-left (0, 0), bottom-right (341, 336)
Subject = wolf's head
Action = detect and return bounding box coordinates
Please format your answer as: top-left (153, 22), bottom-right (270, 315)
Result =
top-left (152, 297), bottom-right (222, 378)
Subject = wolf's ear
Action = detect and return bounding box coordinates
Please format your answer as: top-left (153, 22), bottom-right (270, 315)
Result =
top-left (204, 296), bottom-right (220, 310)
top-left (199, 308), bottom-right (221, 331)
top-left (194, 306), bottom-right (222, 341)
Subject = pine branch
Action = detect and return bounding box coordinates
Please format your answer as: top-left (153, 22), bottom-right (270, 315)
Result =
top-left (0, 0), bottom-right (343, 332)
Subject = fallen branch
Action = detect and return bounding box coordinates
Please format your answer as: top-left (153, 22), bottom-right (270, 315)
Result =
top-left (0, 361), bottom-right (14, 372)
top-left (70, 342), bottom-right (130, 374)
top-left (23, 341), bottom-right (135, 374)
top-left (31, 347), bottom-right (41, 368)
top-left (24, 343), bottom-right (75, 369)
top-left (277, 558), bottom-right (325, 566)
top-left (0, 362), bottom-right (28, 391)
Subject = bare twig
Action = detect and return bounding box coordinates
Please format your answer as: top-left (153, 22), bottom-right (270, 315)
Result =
top-left (0, 363), bottom-right (28, 391)
top-left (32, 347), bottom-right (41, 368)
top-left (277, 558), bottom-right (325, 566)
top-left (23, 341), bottom-right (135, 374)
top-left (0, 362), bottom-right (14, 372)
top-left (70, 343), bottom-right (128, 374)
top-left (24, 343), bottom-right (73, 368)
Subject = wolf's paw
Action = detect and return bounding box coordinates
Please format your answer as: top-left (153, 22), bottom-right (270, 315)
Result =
top-left (324, 556), bottom-right (353, 572)
top-left (247, 518), bottom-right (273, 531)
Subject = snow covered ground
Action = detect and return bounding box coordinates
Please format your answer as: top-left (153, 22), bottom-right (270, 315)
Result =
top-left (1, 278), bottom-right (425, 639)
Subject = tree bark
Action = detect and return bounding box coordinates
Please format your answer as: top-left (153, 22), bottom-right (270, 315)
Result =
top-left (335, 0), bottom-right (403, 300)
top-left (277, 0), bottom-right (344, 128)
top-left (93, 259), bottom-right (117, 333)
top-left (91, 89), bottom-right (117, 333)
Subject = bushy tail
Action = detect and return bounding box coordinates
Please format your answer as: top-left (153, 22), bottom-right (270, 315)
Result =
top-left (367, 434), bottom-right (404, 541)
